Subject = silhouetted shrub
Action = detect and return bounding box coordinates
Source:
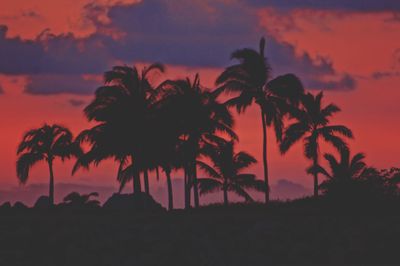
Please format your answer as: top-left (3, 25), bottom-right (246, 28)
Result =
top-left (60, 192), bottom-right (100, 209)
top-left (0, 201), bottom-right (12, 211)
top-left (103, 192), bottom-right (164, 211)
top-left (13, 201), bottom-right (28, 210)
top-left (34, 196), bottom-right (51, 209)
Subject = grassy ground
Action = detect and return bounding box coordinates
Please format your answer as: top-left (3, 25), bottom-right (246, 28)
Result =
top-left (1, 201), bottom-right (399, 265)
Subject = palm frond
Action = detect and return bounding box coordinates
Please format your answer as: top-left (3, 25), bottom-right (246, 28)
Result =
top-left (280, 122), bottom-right (308, 154)
top-left (321, 103), bottom-right (341, 118)
top-left (197, 160), bottom-right (221, 179)
top-left (303, 134), bottom-right (318, 159)
top-left (321, 132), bottom-right (348, 153)
top-left (142, 63), bottom-right (165, 78)
top-left (229, 183), bottom-right (254, 202)
top-left (321, 125), bottom-right (353, 139)
top-left (267, 73), bottom-right (304, 103)
top-left (307, 164), bottom-right (332, 178)
top-left (197, 178), bottom-right (222, 195)
top-left (234, 152), bottom-right (257, 171)
top-left (234, 174), bottom-right (265, 192)
top-left (16, 152), bottom-right (44, 184)
top-left (324, 153), bottom-right (340, 175)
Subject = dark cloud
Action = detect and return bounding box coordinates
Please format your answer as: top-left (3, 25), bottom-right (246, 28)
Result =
top-left (245, 0), bottom-right (400, 11)
top-left (0, 0), bottom-right (357, 93)
top-left (25, 74), bottom-right (100, 95)
top-left (0, 26), bottom-right (111, 75)
top-left (68, 99), bottom-right (87, 107)
top-left (100, 0), bottom-right (356, 90)
top-left (21, 10), bottom-right (42, 19)
top-left (306, 74), bottom-right (356, 90)
top-left (103, 0), bottom-right (260, 67)
top-left (264, 38), bottom-right (356, 90)
top-left (371, 71), bottom-right (400, 80)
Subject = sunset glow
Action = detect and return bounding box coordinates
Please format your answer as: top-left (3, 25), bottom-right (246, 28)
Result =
top-left (1, 0), bottom-right (399, 206)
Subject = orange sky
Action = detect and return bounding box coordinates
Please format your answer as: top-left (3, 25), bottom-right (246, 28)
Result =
top-left (0, 0), bottom-right (399, 205)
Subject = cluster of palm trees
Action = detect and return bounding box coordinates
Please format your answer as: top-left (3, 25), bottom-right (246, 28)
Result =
top-left (16, 38), bottom-right (358, 210)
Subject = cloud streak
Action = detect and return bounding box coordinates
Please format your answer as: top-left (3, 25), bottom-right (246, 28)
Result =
top-left (246, 0), bottom-right (400, 12)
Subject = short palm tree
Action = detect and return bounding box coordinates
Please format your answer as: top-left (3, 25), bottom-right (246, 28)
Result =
top-left (280, 92), bottom-right (353, 197)
top-left (197, 140), bottom-right (264, 205)
top-left (216, 37), bottom-right (304, 204)
top-left (16, 124), bottom-right (80, 205)
top-left (161, 74), bottom-right (237, 209)
top-left (74, 64), bottom-right (164, 194)
top-left (316, 149), bottom-right (366, 196)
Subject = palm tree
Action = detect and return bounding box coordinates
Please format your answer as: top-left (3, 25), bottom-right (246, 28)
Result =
top-left (16, 124), bottom-right (80, 205)
top-left (216, 37), bottom-right (304, 204)
top-left (197, 140), bottom-right (264, 205)
top-left (73, 64), bottom-right (164, 194)
top-left (315, 149), bottom-right (366, 196)
top-left (161, 74), bottom-right (237, 209)
top-left (280, 92), bottom-right (353, 197)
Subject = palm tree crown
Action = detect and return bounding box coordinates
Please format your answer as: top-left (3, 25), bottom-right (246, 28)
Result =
top-left (280, 92), bottom-right (354, 196)
top-left (216, 37), bottom-right (304, 203)
top-left (74, 64), bottom-right (165, 194)
top-left (316, 150), bottom-right (366, 195)
top-left (197, 140), bottom-right (264, 205)
top-left (16, 124), bottom-right (80, 205)
top-left (160, 74), bottom-right (237, 208)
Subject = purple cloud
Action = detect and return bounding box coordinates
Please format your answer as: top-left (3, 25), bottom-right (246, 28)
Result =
top-left (245, 0), bottom-right (400, 11)
top-left (25, 74), bottom-right (101, 95)
top-left (0, 0), bottom-right (357, 93)
top-left (68, 99), bottom-right (87, 107)
top-left (0, 26), bottom-right (111, 75)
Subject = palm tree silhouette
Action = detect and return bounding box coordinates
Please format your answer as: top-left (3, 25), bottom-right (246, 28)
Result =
top-left (316, 149), bottom-right (366, 196)
top-left (280, 92), bottom-right (353, 197)
top-left (161, 74), bottom-right (237, 208)
top-left (216, 37), bottom-right (304, 204)
top-left (74, 64), bottom-right (165, 194)
top-left (16, 124), bottom-right (80, 206)
top-left (197, 140), bottom-right (264, 205)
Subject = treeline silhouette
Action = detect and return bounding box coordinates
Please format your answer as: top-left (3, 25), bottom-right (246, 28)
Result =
top-left (13, 38), bottom-right (400, 211)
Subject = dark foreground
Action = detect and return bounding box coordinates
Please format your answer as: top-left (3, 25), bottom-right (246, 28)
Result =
top-left (1, 201), bottom-right (400, 266)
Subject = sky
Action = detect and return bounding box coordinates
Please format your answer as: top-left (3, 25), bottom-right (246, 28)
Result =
top-left (0, 0), bottom-right (399, 207)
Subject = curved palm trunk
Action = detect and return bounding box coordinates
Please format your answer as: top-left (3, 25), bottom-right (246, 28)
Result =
top-left (184, 166), bottom-right (191, 209)
top-left (165, 169), bottom-right (173, 211)
top-left (144, 170), bottom-right (150, 195)
top-left (260, 107), bottom-right (270, 204)
top-left (131, 155), bottom-right (142, 194)
top-left (223, 180), bottom-right (228, 206)
top-left (48, 160), bottom-right (55, 206)
top-left (133, 170), bottom-right (141, 194)
top-left (313, 155), bottom-right (319, 197)
top-left (192, 162), bottom-right (199, 208)
top-left (156, 167), bottom-right (160, 181)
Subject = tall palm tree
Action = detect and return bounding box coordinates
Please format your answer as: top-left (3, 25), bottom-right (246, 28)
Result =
top-left (161, 74), bottom-right (237, 209)
top-left (216, 37), bottom-right (304, 204)
top-left (73, 64), bottom-right (164, 194)
top-left (315, 149), bottom-right (366, 196)
top-left (16, 124), bottom-right (80, 205)
top-left (197, 140), bottom-right (264, 205)
top-left (280, 92), bottom-right (353, 197)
